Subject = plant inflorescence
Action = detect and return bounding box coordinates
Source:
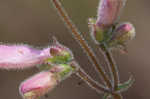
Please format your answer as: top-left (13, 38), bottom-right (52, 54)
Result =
top-left (0, 0), bottom-right (136, 99)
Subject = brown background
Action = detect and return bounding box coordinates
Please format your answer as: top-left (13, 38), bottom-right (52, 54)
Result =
top-left (0, 0), bottom-right (149, 99)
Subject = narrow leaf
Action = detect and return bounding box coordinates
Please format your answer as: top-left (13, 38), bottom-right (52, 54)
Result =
top-left (117, 75), bottom-right (135, 92)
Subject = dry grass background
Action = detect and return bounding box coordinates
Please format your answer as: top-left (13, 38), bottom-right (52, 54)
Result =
top-left (0, 0), bottom-right (149, 99)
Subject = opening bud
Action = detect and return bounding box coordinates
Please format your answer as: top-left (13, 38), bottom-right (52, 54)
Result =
top-left (109, 22), bottom-right (136, 48)
top-left (96, 0), bottom-right (126, 28)
top-left (19, 71), bottom-right (58, 99)
top-left (19, 64), bottom-right (75, 99)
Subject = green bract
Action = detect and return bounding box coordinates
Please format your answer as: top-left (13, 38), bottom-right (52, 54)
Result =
top-left (57, 64), bottom-right (75, 80)
top-left (47, 50), bottom-right (73, 64)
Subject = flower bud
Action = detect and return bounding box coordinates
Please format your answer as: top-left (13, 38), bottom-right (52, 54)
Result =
top-left (96, 0), bottom-right (126, 28)
top-left (47, 43), bottom-right (73, 64)
top-left (19, 64), bottom-right (75, 99)
top-left (109, 22), bottom-right (136, 47)
top-left (19, 71), bottom-right (58, 99)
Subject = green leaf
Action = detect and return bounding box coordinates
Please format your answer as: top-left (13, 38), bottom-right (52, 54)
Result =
top-left (116, 75), bottom-right (135, 92)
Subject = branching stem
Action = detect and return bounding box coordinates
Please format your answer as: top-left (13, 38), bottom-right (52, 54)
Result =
top-left (100, 43), bottom-right (119, 91)
top-left (51, 0), bottom-right (112, 89)
top-left (76, 68), bottom-right (121, 99)
top-left (76, 68), bottom-right (110, 93)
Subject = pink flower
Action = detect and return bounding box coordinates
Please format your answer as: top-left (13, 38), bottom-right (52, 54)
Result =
top-left (96, 0), bottom-right (126, 28)
top-left (19, 71), bottom-right (58, 99)
top-left (19, 63), bottom-right (75, 99)
top-left (0, 44), bottom-right (51, 69)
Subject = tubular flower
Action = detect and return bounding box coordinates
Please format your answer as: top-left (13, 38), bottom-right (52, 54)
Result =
top-left (96, 0), bottom-right (126, 28)
top-left (19, 64), bottom-right (75, 99)
top-left (0, 44), bottom-right (51, 69)
top-left (89, 0), bottom-right (126, 44)
top-left (19, 71), bottom-right (58, 99)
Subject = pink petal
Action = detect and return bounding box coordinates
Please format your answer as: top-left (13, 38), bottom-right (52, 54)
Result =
top-left (0, 44), bottom-right (51, 69)
top-left (111, 22), bottom-right (136, 41)
top-left (96, 0), bottom-right (126, 28)
top-left (19, 71), bottom-right (58, 99)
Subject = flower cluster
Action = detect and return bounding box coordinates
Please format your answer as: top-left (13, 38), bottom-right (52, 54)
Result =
top-left (89, 0), bottom-right (135, 51)
top-left (0, 42), bottom-right (76, 99)
top-left (0, 0), bottom-right (136, 99)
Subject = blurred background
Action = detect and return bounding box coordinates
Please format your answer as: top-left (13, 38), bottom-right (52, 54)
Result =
top-left (0, 0), bottom-right (149, 99)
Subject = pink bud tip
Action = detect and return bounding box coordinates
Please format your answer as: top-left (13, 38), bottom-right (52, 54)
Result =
top-left (112, 22), bottom-right (135, 41)
top-left (96, 0), bottom-right (126, 28)
top-left (115, 22), bottom-right (133, 33)
top-left (19, 71), bottom-right (58, 99)
top-left (49, 43), bottom-right (69, 56)
top-left (109, 22), bottom-right (136, 48)
top-left (0, 44), bottom-right (51, 70)
top-left (50, 45), bottom-right (64, 55)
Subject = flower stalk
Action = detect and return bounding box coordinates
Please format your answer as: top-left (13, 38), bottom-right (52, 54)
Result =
top-left (100, 43), bottom-right (119, 91)
top-left (51, 0), bottom-right (112, 89)
top-left (70, 62), bottom-right (121, 98)
top-left (76, 67), bottom-right (110, 93)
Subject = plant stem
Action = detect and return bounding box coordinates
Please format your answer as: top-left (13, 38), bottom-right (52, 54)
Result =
top-left (112, 93), bottom-right (122, 99)
top-left (51, 0), bottom-right (112, 89)
top-left (100, 43), bottom-right (119, 91)
top-left (76, 68), bottom-right (110, 93)
top-left (76, 68), bottom-right (122, 99)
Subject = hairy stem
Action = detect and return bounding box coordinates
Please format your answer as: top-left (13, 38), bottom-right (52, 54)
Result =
top-left (76, 68), bottom-right (110, 93)
top-left (100, 43), bottom-right (119, 91)
top-left (51, 0), bottom-right (112, 89)
top-left (76, 68), bottom-right (121, 99)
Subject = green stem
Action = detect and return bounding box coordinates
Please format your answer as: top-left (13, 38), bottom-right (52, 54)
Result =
top-left (51, 0), bottom-right (112, 89)
top-left (100, 43), bottom-right (119, 91)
